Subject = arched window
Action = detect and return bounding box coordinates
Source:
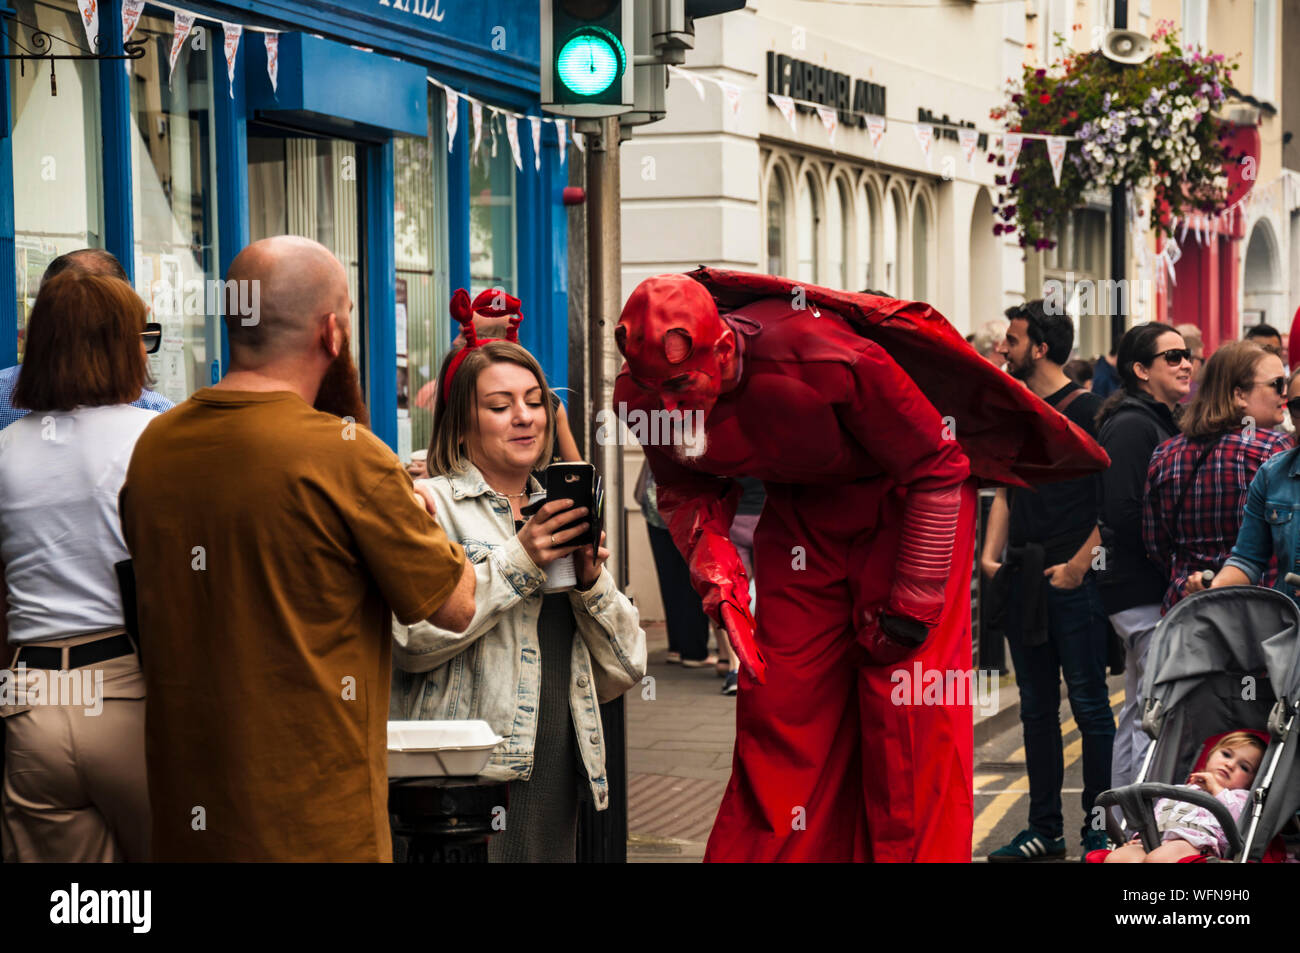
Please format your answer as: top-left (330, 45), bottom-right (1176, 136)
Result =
top-left (766, 170), bottom-right (787, 275)
top-left (858, 185), bottom-right (877, 290)
top-left (883, 190), bottom-right (903, 296)
top-left (797, 173), bottom-right (819, 283)
top-left (913, 199), bottom-right (930, 301)
top-left (827, 179), bottom-right (849, 289)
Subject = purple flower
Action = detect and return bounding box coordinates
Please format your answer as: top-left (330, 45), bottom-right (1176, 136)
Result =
top-left (1035, 68), bottom-right (1047, 78)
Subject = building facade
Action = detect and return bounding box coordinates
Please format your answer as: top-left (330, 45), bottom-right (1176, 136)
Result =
top-left (5, 0), bottom-right (572, 457)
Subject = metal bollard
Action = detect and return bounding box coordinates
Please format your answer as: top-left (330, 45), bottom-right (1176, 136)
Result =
top-left (389, 778), bottom-right (509, 863)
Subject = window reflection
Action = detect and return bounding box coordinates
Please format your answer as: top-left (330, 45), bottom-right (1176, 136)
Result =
top-left (470, 118), bottom-right (516, 297)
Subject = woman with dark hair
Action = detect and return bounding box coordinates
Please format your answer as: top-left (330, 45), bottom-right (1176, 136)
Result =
top-left (1097, 322), bottom-right (1192, 788)
top-left (0, 272), bottom-right (160, 862)
top-left (1145, 341), bottom-right (1290, 610)
top-left (391, 302), bottom-right (645, 863)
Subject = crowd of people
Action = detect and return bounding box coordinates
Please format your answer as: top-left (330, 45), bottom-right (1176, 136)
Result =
top-left (0, 238), bottom-right (645, 863)
top-left (974, 302), bottom-right (1299, 862)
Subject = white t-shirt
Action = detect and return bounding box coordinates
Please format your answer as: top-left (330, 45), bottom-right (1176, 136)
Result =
top-left (0, 404), bottom-right (157, 643)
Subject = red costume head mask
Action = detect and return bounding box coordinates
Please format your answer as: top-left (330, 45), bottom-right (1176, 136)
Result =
top-left (616, 274), bottom-right (734, 417)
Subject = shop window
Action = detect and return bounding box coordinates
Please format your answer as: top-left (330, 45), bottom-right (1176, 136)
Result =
top-left (766, 170), bottom-right (787, 275)
top-left (912, 199), bottom-right (930, 302)
top-left (395, 89), bottom-right (450, 460)
top-left (1253, 0), bottom-right (1275, 102)
top-left (1182, 0), bottom-right (1208, 47)
top-left (858, 185), bottom-right (876, 290)
top-left (827, 178), bottom-right (849, 289)
top-left (883, 190), bottom-right (903, 296)
top-left (11, 0), bottom-right (104, 359)
top-left (470, 117), bottom-right (517, 297)
top-left (131, 13), bottom-right (219, 403)
top-left (796, 173), bottom-right (819, 283)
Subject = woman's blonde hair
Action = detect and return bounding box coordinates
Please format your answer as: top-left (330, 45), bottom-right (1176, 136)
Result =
top-left (427, 339), bottom-right (556, 477)
top-left (1180, 341), bottom-right (1272, 440)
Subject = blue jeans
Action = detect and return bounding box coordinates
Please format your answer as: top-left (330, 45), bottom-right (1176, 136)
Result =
top-left (1003, 571), bottom-right (1116, 840)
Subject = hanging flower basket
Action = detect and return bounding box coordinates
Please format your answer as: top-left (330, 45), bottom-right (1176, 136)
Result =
top-left (989, 22), bottom-right (1238, 250)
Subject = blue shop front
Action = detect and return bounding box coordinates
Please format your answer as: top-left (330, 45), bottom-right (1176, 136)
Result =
top-left (2, 0), bottom-right (570, 455)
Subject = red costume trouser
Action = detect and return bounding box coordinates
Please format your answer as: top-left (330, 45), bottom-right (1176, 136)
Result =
top-left (704, 478), bottom-right (977, 862)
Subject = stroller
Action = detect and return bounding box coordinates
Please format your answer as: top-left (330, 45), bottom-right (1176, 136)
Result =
top-left (1091, 586), bottom-right (1300, 862)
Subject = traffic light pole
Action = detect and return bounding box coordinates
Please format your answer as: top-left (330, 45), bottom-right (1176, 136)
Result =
top-left (576, 115), bottom-right (629, 864)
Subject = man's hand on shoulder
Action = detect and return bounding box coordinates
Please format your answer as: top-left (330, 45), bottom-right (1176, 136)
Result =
top-left (412, 483), bottom-right (438, 519)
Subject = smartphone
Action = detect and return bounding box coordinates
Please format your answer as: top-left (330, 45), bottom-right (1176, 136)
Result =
top-left (544, 462), bottom-right (603, 558)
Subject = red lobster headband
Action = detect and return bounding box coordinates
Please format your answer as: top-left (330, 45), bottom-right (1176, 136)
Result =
top-left (440, 287), bottom-right (523, 403)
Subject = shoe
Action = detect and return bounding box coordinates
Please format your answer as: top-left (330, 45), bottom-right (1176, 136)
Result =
top-left (665, 651), bottom-right (682, 664)
top-left (681, 655), bottom-right (719, 668)
top-left (722, 671), bottom-right (739, 695)
top-left (1080, 828), bottom-right (1110, 859)
top-left (987, 828), bottom-right (1066, 863)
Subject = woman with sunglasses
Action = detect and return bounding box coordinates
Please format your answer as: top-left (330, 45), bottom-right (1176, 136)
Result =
top-left (1096, 322), bottom-right (1192, 787)
top-left (0, 272), bottom-right (163, 861)
top-left (1213, 368), bottom-right (1300, 607)
top-left (1147, 341), bottom-right (1291, 610)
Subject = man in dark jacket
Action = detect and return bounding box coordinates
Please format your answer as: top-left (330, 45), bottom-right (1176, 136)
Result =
top-left (982, 301), bottom-right (1116, 862)
top-left (1096, 323), bottom-right (1190, 788)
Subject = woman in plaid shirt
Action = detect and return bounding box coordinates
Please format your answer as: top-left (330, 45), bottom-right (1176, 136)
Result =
top-left (1143, 341), bottom-right (1292, 614)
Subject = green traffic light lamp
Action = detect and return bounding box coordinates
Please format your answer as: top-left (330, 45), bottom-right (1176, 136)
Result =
top-left (556, 26), bottom-right (626, 97)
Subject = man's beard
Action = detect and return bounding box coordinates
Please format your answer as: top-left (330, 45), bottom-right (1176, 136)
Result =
top-left (1006, 354), bottom-right (1034, 382)
top-left (314, 342), bottom-right (370, 426)
top-left (670, 413), bottom-right (708, 461)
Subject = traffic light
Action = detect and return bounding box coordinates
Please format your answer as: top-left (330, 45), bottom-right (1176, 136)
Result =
top-left (541, 0), bottom-right (635, 118)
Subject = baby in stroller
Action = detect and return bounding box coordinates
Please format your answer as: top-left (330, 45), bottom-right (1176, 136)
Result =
top-left (1104, 731), bottom-right (1265, 863)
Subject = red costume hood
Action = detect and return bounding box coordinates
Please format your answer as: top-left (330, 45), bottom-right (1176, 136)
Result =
top-left (685, 267), bottom-right (1109, 488)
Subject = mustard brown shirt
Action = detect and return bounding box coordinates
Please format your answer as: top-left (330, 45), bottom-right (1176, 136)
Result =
top-left (119, 388), bottom-right (464, 862)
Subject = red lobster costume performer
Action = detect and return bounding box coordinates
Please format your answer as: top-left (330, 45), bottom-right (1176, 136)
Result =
top-left (615, 269), bottom-right (1109, 862)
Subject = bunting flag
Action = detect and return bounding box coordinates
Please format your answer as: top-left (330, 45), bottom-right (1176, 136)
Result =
top-left (121, 0), bottom-right (144, 43)
top-left (865, 114), bottom-right (886, 157)
top-left (556, 118), bottom-right (567, 165)
top-left (168, 12), bottom-right (195, 87)
top-left (1164, 236), bottom-right (1182, 268)
top-left (914, 122), bottom-right (934, 168)
top-left (471, 101), bottom-right (483, 160)
top-left (529, 115), bottom-right (542, 171)
top-left (444, 89), bottom-right (458, 153)
top-left (671, 65), bottom-right (706, 101)
top-left (264, 31), bottom-right (279, 94)
top-left (1002, 132), bottom-right (1024, 172)
top-left (573, 128), bottom-right (586, 154)
top-left (75, 0), bottom-right (99, 51)
top-left (816, 106), bottom-right (838, 148)
top-left (1046, 135), bottom-right (1068, 188)
top-left (769, 93), bottom-right (797, 133)
top-left (958, 126), bottom-right (979, 171)
top-left (718, 81), bottom-right (742, 116)
top-left (222, 24), bottom-right (241, 100)
top-left (505, 113), bottom-right (522, 171)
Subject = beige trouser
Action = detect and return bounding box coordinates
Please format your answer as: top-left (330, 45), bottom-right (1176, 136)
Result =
top-left (1, 630), bottom-right (150, 862)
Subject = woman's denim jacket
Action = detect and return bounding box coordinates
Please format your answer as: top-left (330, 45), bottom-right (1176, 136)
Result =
top-left (390, 465), bottom-right (647, 810)
top-left (1224, 445), bottom-right (1300, 606)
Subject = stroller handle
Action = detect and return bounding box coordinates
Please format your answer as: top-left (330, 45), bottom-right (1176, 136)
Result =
top-left (1096, 783), bottom-right (1245, 859)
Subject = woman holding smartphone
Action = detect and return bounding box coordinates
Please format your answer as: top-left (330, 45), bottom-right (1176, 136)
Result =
top-left (391, 331), bottom-right (645, 863)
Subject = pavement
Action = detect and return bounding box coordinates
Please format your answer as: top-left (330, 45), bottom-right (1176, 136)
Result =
top-left (624, 621), bottom-right (1095, 862)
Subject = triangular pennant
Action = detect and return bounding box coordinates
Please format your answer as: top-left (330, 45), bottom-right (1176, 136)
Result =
top-left (1002, 132), bottom-right (1024, 172)
top-left (672, 65), bottom-right (706, 101)
top-left (444, 89), bottom-right (458, 153)
top-left (75, 0), bottom-right (99, 52)
top-left (264, 32), bottom-right (279, 94)
top-left (489, 109), bottom-right (500, 158)
top-left (768, 93), bottom-right (797, 133)
top-left (914, 122), bottom-right (934, 168)
top-left (505, 114), bottom-right (523, 171)
top-left (555, 118), bottom-right (567, 165)
top-left (572, 128), bottom-right (586, 154)
top-left (529, 116), bottom-right (542, 172)
top-left (168, 12), bottom-right (195, 87)
top-left (958, 127), bottom-right (979, 171)
top-left (1164, 236), bottom-right (1182, 268)
top-left (471, 101), bottom-right (483, 160)
top-left (815, 106), bottom-right (838, 148)
top-left (718, 81), bottom-right (742, 116)
top-left (1178, 215), bottom-right (1189, 245)
top-left (122, 0), bottom-right (144, 44)
top-left (866, 115), bottom-right (886, 157)
top-left (222, 24), bottom-right (241, 100)
top-left (1045, 135), bottom-right (1068, 188)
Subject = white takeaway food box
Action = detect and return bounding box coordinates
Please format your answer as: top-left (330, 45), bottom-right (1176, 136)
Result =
top-left (387, 720), bottom-right (503, 778)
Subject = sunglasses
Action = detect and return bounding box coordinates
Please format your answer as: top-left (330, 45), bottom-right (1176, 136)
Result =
top-left (1147, 348), bottom-right (1193, 366)
top-left (1257, 376), bottom-right (1286, 397)
top-left (141, 323), bottom-right (162, 354)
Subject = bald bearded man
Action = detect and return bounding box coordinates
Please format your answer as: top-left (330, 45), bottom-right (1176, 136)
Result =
top-left (119, 236), bottom-right (474, 861)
